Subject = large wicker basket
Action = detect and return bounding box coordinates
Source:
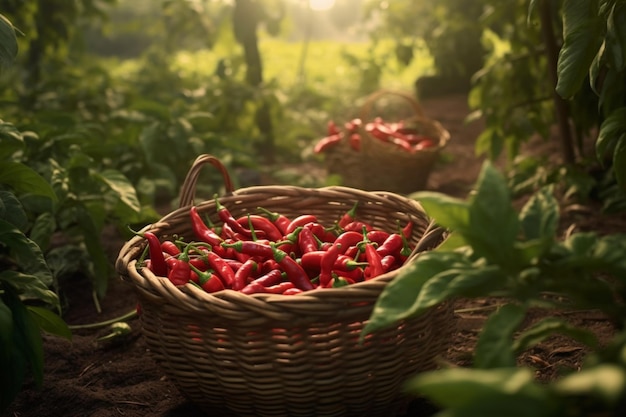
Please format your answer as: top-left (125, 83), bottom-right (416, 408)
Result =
top-left (324, 90), bottom-right (450, 194)
top-left (116, 154), bottom-right (454, 417)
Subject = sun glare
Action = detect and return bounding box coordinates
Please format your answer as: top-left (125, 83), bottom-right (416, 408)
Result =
top-left (308, 0), bottom-right (336, 11)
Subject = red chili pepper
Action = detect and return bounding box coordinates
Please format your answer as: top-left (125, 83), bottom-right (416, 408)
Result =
top-left (333, 254), bottom-right (368, 271)
top-left (333, 266), bottom-right (363, 281)
top-left (366, 230), bottom-right (391, 245)
top-left (300, 250), bottom-right (326, 271)
top-left (259, 259), bottom-right (281, 276)
top-left (381, 254), bottom-right (399, 273)
top-left (215, 197), bottom-right (253, 238)
top-left (342, 221), bottom-right (373, 233)
top-left (376, 233), bottom-right (404, 258)
top-left (338, 202), bottom-right (359, 228)
top-left (331, 276), bottom-right (354, 288)
top-left (161, 240), bottom-right (181, 257)
top-left (233, 258), bottom-right (258, 291)
top-left (282, 287), bottom-right (303, 295)
top-left (265, 281), bottom-right (295, 294)
top-left (314, 133), bottom-right (343, 154)
top-left (344, 118), bottom-right (362, 133)
top-left (414, 138), bottom-right (436, 151)
top-left (190, 265), bottom-right (224, 293)
top-left (240, 281), bottom-right (268, 294)
top-left (221, 240), bottom-right (274, 259)
top-left (298, 225), bottom-right (319, 254)
top-left (272, 246), bottom-right (315, 291)
top-left (327, 119), bottom-right (340, 136)
top-left (364, 243), bottom-right (384, 279)
top-left (349, 133), bottom-right (361, 151)
top-left (334, 231), bottom-right (365, 253)
top-left (401, 220), bottom-right (414, 240)
top-left (188, 256), bottom-right (210, 272)
top-left (144, 231), bottom-right (168, 277)
top-left (320, 242), bottom-right (343, 288)
top-left (256, 207), bottom-right (292, 235)
top-left (168, 258), bottom-right (191, 285)
top-left (240, 269), bottom-right (285, 294)
top-left (190, 206), bottom-right (223, 248)
top-left (236, 214), bottom-right (283, 242)
top-left (285, 214), bottom-right (318, 234)
top-left (204, 250), bottom-right (236, 288)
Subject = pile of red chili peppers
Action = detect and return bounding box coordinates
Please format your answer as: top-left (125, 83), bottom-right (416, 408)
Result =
top-left (139, 200), bottom-right (415, 295)
top-left (313, 117), bottom-right (436, 154)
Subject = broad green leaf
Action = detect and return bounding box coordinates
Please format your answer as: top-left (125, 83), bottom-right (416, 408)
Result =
top-left (554, 365), bottom-right (626, 405)
top-left (0, 161), bottom-right (57, 202)
top-left (362, 251), bottom-right (467, 337)
top-left (0, 296), bottom-right (26, 413)
top-left (27, 306), bottom-right (71, 341)
top-left (589, 41), bottom-right (605, 95)
top-left (474, 127), bottom-right (504, 160)
top-left (596, 108), bottom-right (626, 164)
top-left (0, 271), bottom-right (59, 307)
top-left (613, 135), bottom-right (626, 192)
top-left (0, 220), bottom-right (54, 288)
top-left (409, 191), bottom-right (469, 231)
top-left (518, 186), bottom-right (559, 241)
top-left (95, 169), bottom-right (141, 214)
top-left (556, 0), bottom-right (604, 98)
top-left (606, 2), bottom-right (626, 71)
top-left (404, 367), bottom-right (544, 409)
top-left (514, 317), bottom-right (598, 354)
top-left (467, 162), bottom-right (519, 266)
top-left (475, 303), bottom-right (526, 368)
top-left (0, 190), bottom-right (28, 231)
top-left (3, 290), bottom-right (44, 387)
top-left (29, 212), bottom-right (56, 252)
top-left (0, 14), bottom-right (18, 70)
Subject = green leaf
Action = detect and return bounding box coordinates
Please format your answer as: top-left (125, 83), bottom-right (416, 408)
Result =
top-left (514, 317), bottom-right (598, 354)
top-left (475, 303), bottom-right (527, 368)
top-left (606, 2), bottom-right (626, 71)
top-left (518, 186), bottom-right (559, 241)
top-left (3, 290), bottom-right (44, 387)
top-left (362, 251), bottom-right (468, 337)
top-left (467, 162), bottom-right (519, 266)
top-left (0, 220), bottom-right (54, 289)
top-left (0, 296), bottom-right (26, 413)
top-left (554, 364), bottom-right (626, 405)
top-left (76, 206), bottom-right (110, 298)
top-left (596, 108), bottom-right (626, 164)
top-left (0, 14), bottom-right (18, 71)
top-left (409, 191), bottom-right (469, 231)
top-left (94, 169), bottom-right (141, 214)
top-left (556, 0), bottom-right (604, 99)
top-left (29, 212), bottom-right (56, 252)
top-left (0, 271), bottom-right (59, 307)
top-left (0, 190), bottom-right (28, 231)
top-left (613, 135), bottom-right (626, 192)
top-left (27, 306), bottom-right (71, 341)
top-left (404, 367), bottom-right (551, 413)
top-left (0, 120), bottom-right (25, 160)
top-left (0, 161), bottom-right (57, 202)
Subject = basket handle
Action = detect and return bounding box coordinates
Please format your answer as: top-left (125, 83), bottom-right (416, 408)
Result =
top-left (359, 89), bottom-right (425, 122)
top-left (407, 220), bottom-right (446, 261)
top-left (178, 154), bottom-right (235, 208)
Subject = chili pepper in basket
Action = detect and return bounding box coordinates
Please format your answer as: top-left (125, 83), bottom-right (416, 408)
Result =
top-left (297, 224), bottom-right (319, 254)
top-left (342, 221), bottom-right (373, 233)
top-left (338, 202), bottom-right (359, 229)
top-left (190, 264), bottom-right (224, 293)
top-left (236, 214), bottom-right (283, 242)
top-left (319, 242), bottom-right (343, 288)
top-left (376, 233), bottom-right (404, 258)
top-left (265, 281), bottom-right (296, 294)
top-left (334, 230), bottom-right (365, 252)
top-left (168, 258), bottom-right (192, 286)
top-left (203, 249), bottom-right (236, 288)
top-left (144, 231), bottom-right (168, 277)
top-left (283, 287), bottom-right (303, 295)
top-left (366, 230), bottom-right (391, 245)
top-left (285, 214), bottom-right (318, 234)
top-left (240, 269), bottom-right (285, 294)
top-left (271, 246), bottom-right (315, 291)
top-left (364, 243), bottom-right (384, 280)
top-left (190, 206), bottom-right (225, 253)
top-left (256, 207), bottom-right (292, 235)
top-left (314, 133), bottom-right (343, 154)
top-left (349, 133), bottom-right (361, 151)
top-left (161, 240), bottom-right (181, 257)
top-left (328, 120), bottom-right (341, 136)
top-left (381, 254), bottom-right (399, 273)
top-left (233, 258), bottom-right (258, 291)
top-left (221, 240), bottom-right (274, 259)
top-left (215, 197), bottom-right (253, 238)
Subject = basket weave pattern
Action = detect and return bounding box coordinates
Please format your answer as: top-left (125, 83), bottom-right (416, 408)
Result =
top-left (116, 155), bottom-right (454, 417)
top-left (324, 90), bottom-right (450, 194)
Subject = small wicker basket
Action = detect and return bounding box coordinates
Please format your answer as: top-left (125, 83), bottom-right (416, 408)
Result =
top-left (116, 154), bottom-right (454, 417)
top-left (323, 90), bottom-right (450, 194)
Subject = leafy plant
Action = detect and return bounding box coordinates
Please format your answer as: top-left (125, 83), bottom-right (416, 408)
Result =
top-left (364, 160), bottom-right (626, 416)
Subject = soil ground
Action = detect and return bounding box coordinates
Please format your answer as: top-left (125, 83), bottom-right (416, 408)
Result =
top-left (4, 94), bottom-right (626, 417)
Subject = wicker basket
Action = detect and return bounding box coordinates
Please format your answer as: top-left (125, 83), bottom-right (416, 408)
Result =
top-left (116, 154), bottom-right (454, 417)
top-left (323, 90), bottom-right (450, 194)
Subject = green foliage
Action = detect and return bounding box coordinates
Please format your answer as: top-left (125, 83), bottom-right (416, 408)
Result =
top-left (364, 161), bottom-right (626, 416)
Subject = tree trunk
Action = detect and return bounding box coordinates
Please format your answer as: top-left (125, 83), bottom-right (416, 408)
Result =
top-left (233, 0), bottom-right (275, 164)
top-left (539, 0), bottom-right (576, 165)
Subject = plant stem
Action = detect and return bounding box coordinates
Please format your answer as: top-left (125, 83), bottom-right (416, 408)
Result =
top-left (68, 308), bottom-right (137, 330)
